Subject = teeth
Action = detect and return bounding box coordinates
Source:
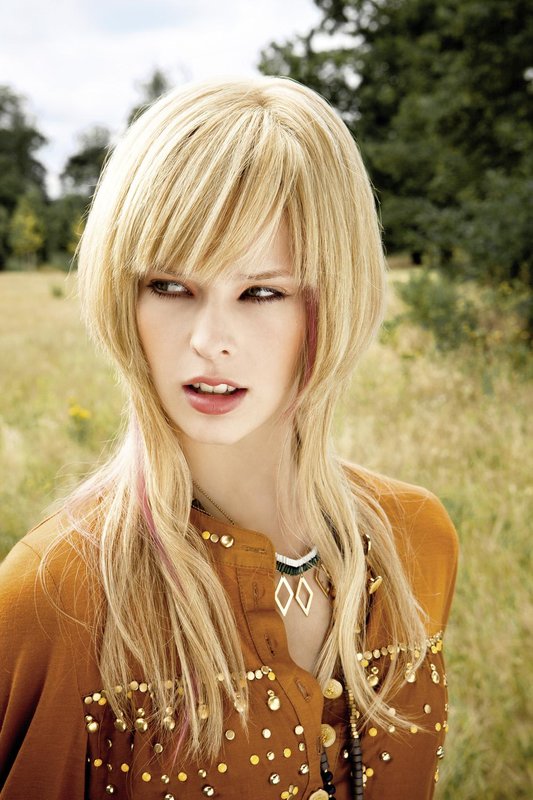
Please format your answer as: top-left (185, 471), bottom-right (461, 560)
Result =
top-left (192, 382), bottom-right (238, 395)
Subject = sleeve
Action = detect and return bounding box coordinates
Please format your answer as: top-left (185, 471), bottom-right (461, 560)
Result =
top-left (0, 540), bottom-right (88, 799)
top-left (403, 488), bottom-right (460, 634)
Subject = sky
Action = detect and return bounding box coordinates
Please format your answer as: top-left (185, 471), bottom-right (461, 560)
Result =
top-left (0, 0), bottom-right (322, 197)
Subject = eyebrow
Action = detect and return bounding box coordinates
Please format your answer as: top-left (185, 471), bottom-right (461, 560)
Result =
top-left (237, 269), bottom-right (292, 280)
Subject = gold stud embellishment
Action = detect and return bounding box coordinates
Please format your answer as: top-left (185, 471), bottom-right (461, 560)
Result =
top-left (298, 763), bottom-right (309, 774)
top-left (266, 751), bottom-right (275, 760)
top-left (269, 773), bottom-right (281, 784)
top-left (105, 786), bottom-right (116, 795)
top-left (294, 724), bottom-right (304, 735)
top-left (201, 530), bottom-right (211, 540)
top-left (177, 772), bottom-right (188, 781)
top-left (135, 718), bottom-right (148, 733)
top-left (220, 534), bottom-right (234, 548)
top-left (262, 728), bottom-right (272, 738)
top-left (436, 745), bottom-right (445, 759)
top-left (141, 772), bottom-right (151, 782)
top-left (225, 729), bottom-right (236, 740)
top-left (202, 786), bottom-right (215, 796)
top-left (380, 752), bottom-right (392, 762)
top-left (250, 754), bottom-right (260, 765)
top-left (218, 762), bottom-right (228, 773)
top-left (320, 723), bottom-right (336, 747)
top-left (267, 689), bottom-right (281, 711)
top-left (323, 678), bottom-right (343, 700)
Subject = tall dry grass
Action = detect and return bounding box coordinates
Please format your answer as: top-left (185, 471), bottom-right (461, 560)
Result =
top-left (0, 268), bottom-right (531, 798)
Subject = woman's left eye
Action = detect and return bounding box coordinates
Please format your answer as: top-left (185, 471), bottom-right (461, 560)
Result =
top-left (243, 286), bottom-right (285, 303)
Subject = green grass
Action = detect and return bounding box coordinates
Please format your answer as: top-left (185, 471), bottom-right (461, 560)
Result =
top-left (1, 268), bottom-right (531, 798)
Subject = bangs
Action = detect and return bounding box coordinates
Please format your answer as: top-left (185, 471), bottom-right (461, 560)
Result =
top-left (114, 104), bottom-right (315, 290)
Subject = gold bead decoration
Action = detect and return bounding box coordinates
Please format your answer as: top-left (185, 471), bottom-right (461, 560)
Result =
top-left (201, 530), bottom-right (211, 540)
top-left (262, 728), bottom-right (272, 738)
top-left (367, 674), bottom-right (379, 688)
top-left (281, 792), bottom-right (290, 799)
top-left (250, 754), bottom-right (260, 765)
top-left (198, 769), bottom-right (207, 778)
top-left (436, 745), bottom-right (445, 759)
top-left (247, 670), bottom-right (255, 681)
top-left (431, 670), bottom-right (441, 684)
top-left (435, 722), bottom-right (442, 731)
top-left (405, 668), bottom-right (417, 683)
top-left (368, 727), bottom-right (378, 737)
top-left (217, 763), bottom-right (228, 773)
top-left (129, 680), bottom-right (139, 691)
top-left (202, 786), bottom-right (215, 797)
top-left (424, 704), bottom-right (432, 714)
top-left (323, 678), bottom-right (343, 700)
top-left (320, 723), bottom-right (336, 747)
top-left (220, 533), bottom-right (234, 548)
top-left (267, 671), bottom-right (276, 681)
top-left (410, 725), bottom-right (418, 734)
top-left (177, 772), bottom-right (188, 782)
top-left (380, 752), bottom-right (392, 762)
top-left (366, 767), bottom-right (374, 777)
top-left (267, 691), bottom-right (281, 711)
top-left (93, 759), bottom-right (103, 767)
top-left (154, 742), bottom-right (163, 754)
top-left (141, 772), bottom-right (151, 782)
top-left (161, 775), bottom-right (170, 784)
top-left (255, 669), bottom-right (263, 679)
top-left (114, 718), bottom-right (127, 732)
top-left (84, 696), bottom-right (92, 704)
top-left (209, 533), bottom-right (219, 543)
top-left (120, 764), bottom-right (129, 772)
top-left (283, 748), bottom-right (292, 757)
top-left (164, 795), bottom-right (175, 800)
top-left (267, 751), bottom-right (275, 760)
top-left (269, 773), bottom-right (281, 784)
top-left (298, 742), bottom-right (306, 751)
top-left (294, 724), bottom-right (304, 735)
top-left (299, 763), bottom-right (309, 774)
top-left (86, 720), bottom-right (99, 733)
top-left (135, 718), bottom-right (148, 733)
top-left (163, 715), bottom-right (176, 731)
top-left (225, 729), bottom-right (236, 740)
top-left (105, 786), bottom-right (116, 795)
top-left (198, 704), bottom-right (209, 720)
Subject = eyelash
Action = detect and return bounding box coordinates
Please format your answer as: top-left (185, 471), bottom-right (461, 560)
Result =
top-left (147, 280), bottom-right (286, 304)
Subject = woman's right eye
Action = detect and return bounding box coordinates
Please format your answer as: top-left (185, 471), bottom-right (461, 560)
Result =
top-left (148, 280), bottom-right (188, 297)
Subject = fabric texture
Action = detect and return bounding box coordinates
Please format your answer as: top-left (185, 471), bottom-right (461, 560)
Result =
top-left (0, 462), bottom-right (459, 799)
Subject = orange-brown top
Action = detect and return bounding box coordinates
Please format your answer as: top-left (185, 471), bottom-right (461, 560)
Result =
top-left (0, 463), bottom-right (459, 799)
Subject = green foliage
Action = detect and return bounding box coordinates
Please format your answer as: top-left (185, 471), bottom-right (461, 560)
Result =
top-left (60, 126), bottom-right (111, 196)
top-left (127, 68), bottom-right (173, 126)
top-left (259, 0), bottom-right (533, 322)
top-left (8, 194), bottom-right (45, 265)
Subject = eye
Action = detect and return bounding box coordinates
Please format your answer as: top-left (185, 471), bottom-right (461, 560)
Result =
top-left (148, 279), bottom-right (189, 298)
top-left (243, 286), bottom-right (286, 303)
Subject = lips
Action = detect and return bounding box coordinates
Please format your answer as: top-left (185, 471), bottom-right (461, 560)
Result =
top-left (185, 375), bottom-right (244, 389)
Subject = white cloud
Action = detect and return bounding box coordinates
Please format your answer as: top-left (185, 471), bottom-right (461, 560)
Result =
top-left (0, 0), bottom-right (322, 196)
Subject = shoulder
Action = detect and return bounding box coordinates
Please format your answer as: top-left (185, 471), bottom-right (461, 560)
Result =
top-left (0, 511), bottom-right (100, 638)
top-left (340, 459), bottom-right (460, 631)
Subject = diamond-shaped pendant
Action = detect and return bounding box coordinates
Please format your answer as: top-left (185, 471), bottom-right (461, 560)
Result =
top-left (295, 576), bottom-right (313, 616)
top-left (275, 575), bottom-right (294, 617)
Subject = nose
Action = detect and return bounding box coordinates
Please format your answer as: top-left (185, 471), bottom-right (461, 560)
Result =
top-left (189, 296), bottom-right (234, 359)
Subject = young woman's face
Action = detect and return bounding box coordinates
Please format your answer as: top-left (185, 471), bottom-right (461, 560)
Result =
top-left (136, 219), bottom-right (307, 447)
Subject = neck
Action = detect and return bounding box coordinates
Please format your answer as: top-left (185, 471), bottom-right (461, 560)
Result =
top-left (182, 427), bottom-right (310, 557)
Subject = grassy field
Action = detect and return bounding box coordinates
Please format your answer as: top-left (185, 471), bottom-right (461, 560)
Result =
top-left (1, 268), bottom-right (531, 798)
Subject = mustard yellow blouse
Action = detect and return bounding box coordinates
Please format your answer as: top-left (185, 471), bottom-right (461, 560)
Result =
top-left (0, 463), bottom-right (459, 799)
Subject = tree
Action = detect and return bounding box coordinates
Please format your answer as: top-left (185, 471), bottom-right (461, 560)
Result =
top-left (60, 126), bottom-right (111, 197)
top-left (127, 68), bottom-right (173, 126)
top-left (259, 0), bottom-right (533, 289)
top-left (8, 193), bottom-right (46, 266)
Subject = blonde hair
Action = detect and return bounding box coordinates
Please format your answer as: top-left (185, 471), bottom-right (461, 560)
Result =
top-left (45, 76), bottom-right (427, 764)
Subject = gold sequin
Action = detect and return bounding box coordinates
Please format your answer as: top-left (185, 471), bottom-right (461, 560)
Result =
top-left (177, 772), bottom-right (188, 782)
top-left (250, 754), bottom-right (260, 765)
top-left (141, 772), bottom-right (151, 782)
top-left (201, 530), bottom-right (211, 540)
top-left (262, 728), bottom-right (272, 738)
top-left (129, 681), bottom-right (139, 691)
top-left (320, 724), bottom-right (336, 747)
top-left (267, 671), bottom-right (276, 681)
top-left (105, 787), bottom-right (115, 795)
top-left (84, 696), bottom-right (92, 704)
top-left (255, 669), bottom-right (263, 679)
top-left (367, 674), bottom-right (379, 688)
top-left (323, 678), bottom-right (343, 700)
top-left (217, 763), bottom-right (228, 773)
top-left (380, 752), bottom-right (391, 762)
top-left (161, 775), bottom-right (170, 784)
top-left (267, 691), bottom-right (281, 711)
top-left (93, 759), bottom-right (103, 767)
top-left (154, 743), bottom-right (163, 754)
top-left (267, 751), bottom-right (275, 760)
top-left (209, 533), bottom-right (219, 543)
top-left (424, 704), bottom-right (432, 714)
top-left (114, 718), bottom-right (127, 732)
top-left (220, 534), bottom-right (234, 548)
top-left (410, 725), bottom-right (418, 734)
top-left (435, 722), bottom-right (442, 731)
top-left (163, 715), bottom-right (176, 731)
top-left (247, 670), bottom-right (255, 681)
top-left (225, 729), bottom-right (236, 740)
top-left (120, 764), bottom-right (129, 773)
top-left (202, 786), bottom-right (215, 797)
top-left (198, 769), bottom-right (207, 778)
top-left (298, 742), bottom-right (306, 751)
top-left (269, 773), bottom-right (281, 784)
top-left (294, 724), bottom-right (304, 735)
top-left (366, 767), bottom-right (374, 777)
top-left (283, 748), bottom-right (292, 758)
top-left (135, 718), bottom-right (148, 733)
top-left (368, 727), bottom-right (378, 737)
top-left (86, 720), bottom-right (99, 733)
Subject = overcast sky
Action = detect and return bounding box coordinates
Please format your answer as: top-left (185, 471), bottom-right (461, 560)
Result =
top-left (1, 0), bottom-right (322, 197)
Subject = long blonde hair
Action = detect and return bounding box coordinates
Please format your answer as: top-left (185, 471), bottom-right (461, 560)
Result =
top-left (44, 76), bottom-right (427, 764)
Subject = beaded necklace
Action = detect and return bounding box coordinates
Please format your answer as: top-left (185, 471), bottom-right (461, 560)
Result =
top-left (191, 482), bottom-right (368, 796)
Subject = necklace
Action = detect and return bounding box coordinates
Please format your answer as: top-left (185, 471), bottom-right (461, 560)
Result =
top-left (191, 479), bottom-right (367, 797)
top-left (191, 481), bottom-right (333, 616)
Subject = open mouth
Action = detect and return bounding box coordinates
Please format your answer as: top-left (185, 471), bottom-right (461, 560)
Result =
top-left (187, 385), bottom-right (246, 396)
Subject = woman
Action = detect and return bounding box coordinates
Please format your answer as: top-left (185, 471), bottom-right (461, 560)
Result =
top-left (0, 77), bottom-right (458, 799)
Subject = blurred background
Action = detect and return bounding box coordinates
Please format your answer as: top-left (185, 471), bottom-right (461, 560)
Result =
top-left (0, 1), bottom-right (532, 797)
